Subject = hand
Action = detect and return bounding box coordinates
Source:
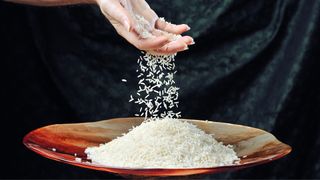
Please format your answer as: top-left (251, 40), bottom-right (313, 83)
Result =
top-left (96, 0), bottom-right (194, 54)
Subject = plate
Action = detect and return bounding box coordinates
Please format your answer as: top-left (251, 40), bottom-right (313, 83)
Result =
top-left (23, 117), bottom-right (291, 177)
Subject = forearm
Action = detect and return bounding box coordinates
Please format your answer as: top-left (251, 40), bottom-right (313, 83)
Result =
top-left (5, 0), bottom-right (96, 6)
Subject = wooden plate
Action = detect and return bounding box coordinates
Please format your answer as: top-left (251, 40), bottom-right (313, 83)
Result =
top-left (23, 117), bottom-right (291, 177)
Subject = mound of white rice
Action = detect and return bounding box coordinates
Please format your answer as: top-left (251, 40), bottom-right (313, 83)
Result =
top-left (85, 118), bottom-right (239, 168)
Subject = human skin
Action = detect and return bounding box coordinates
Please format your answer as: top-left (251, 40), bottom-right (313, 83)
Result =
top-left (6, 0), bottom-right (194, 54)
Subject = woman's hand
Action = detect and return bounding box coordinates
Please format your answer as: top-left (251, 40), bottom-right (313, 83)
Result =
top-left (97, 0), bottom-right (194, 54)
top-left (7, 0), bottom-right (194, 54)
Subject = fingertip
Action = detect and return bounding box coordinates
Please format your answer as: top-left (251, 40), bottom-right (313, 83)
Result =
top-left (179, 36), bottom-right (194, 45)
top-left (183, 35), bottom-right (193, 40)
top-left (175, 24), bottom-right (191, 33)
top-left (181, 24), bottom-right (191, 31)
top-left (187, 38), bottom-right (194, 45)
top-left (155, 19), bottom-right (191, 35)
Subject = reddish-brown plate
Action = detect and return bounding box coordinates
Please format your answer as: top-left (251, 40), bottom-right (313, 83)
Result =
top-left (23, 117), bottom-right (291, 177)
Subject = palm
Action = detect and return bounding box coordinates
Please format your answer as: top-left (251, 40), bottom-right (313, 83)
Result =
top-left (98, 0), bottom-right (194, 54)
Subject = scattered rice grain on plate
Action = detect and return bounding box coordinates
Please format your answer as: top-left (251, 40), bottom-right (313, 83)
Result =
top-left (84, 15), bottom-right (240, 168)
top-left (75, 157), bottom-right (82, 162)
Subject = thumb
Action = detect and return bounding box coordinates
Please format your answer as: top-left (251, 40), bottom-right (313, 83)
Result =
top-left (98, 0), bottom-right (131, 32)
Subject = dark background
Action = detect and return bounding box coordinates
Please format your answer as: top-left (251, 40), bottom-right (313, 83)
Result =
top-left (1, 0), bottom-right (320, 179)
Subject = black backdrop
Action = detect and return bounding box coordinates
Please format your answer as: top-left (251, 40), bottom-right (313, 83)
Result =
top-left (1, 0), bottom-right (320, 179)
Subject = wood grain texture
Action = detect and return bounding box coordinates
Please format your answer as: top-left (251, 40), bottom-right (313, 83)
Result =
top-left (23, 117), bottom-right (291, 177)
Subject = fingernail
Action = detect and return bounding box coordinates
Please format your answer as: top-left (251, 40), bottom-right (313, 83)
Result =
top-left (190, 40), bottom-right (195, 45)
top-left (183, 46), bottom-right (189, 50)
top-left (124, 20), bottom-right (130, 32)
top-left (186, 25), bottom-right (191, 31)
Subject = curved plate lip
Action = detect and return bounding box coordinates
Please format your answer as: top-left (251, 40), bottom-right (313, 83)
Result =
top-left (23, 117), bottom-right (292, 176)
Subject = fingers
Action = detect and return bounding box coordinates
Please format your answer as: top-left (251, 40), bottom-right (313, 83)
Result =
top-left (114, 23), bottom-right (170, 50)
top-left (99, 0), bottom-right (131, 31)
top-left (155, 19), bottom-right (190, 35)
top-left (130, 0), bottom-right (159, 26)
top-left (130, 1), bottom-right (190, 35)
top-left (98, 0), bottom-right (194, 54)
top-left (153, 36), bottom-right (194, 55)
top-left (138, 36), bottom-right (170, 50)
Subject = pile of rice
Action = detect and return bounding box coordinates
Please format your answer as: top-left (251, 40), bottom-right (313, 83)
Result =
top-left (84, 15), bottom-right (239, 168)
top-left (85, 117), bottom-right (239, 168)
